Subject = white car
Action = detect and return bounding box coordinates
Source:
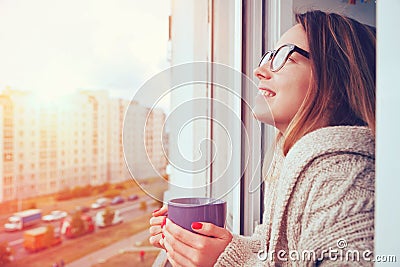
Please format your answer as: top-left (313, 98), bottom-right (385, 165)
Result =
top-left (91, 197), bottom-right (109, 209)
top-left (42, 210), bottom-right (67, 222)
top-left (90, 202), bottom-right (103, 209)
top-left (95, 210), bottom-right (123, 228)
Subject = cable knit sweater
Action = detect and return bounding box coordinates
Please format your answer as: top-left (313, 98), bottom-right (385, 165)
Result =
top-left (215, 126), bottom-right (375, 266)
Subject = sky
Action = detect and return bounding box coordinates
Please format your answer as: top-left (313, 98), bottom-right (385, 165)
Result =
top-left (0, 0), bottom-right (170, 106)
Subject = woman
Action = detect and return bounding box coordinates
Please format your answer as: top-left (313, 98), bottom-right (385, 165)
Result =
top-left (150, 10), bottom-right (375, 266)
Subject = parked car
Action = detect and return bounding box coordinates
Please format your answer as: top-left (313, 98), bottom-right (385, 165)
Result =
top-left (42, 210), bottom-right (67, 222)
top-left (111, 196), bottom-right (125, 205)
top-left (61, 213), bottom-right (95, 238)
top-left (91, 197), bottom-right (109, 209)
top-left (127, 194), bottom-right (139, 201)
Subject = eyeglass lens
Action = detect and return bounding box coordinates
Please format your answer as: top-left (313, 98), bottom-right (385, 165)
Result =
top-left (259, 45), bottom-right (293, 71)
top-left (259, 51), bottom-right (272, 68)
top-left (271, 46), bottom-right (291, 71)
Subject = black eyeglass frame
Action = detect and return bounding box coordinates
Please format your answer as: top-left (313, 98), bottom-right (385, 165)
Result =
top-left (258, 43), bottom-right (310, 72)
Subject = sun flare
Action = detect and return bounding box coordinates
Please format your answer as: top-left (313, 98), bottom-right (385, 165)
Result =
top-left (32, 88), bottom-right (74, 108)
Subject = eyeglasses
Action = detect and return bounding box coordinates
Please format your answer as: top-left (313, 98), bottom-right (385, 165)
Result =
top-left (258, 43), bottom-right (310, 72)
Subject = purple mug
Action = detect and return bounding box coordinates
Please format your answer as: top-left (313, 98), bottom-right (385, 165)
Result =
top-left (167, 197), bottom-right (227, 233)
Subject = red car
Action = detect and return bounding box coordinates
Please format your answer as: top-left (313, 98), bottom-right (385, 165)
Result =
top-left (111, 196), bottom-right (125, 205)
top-left (127, 194), bottom-right (139, 201)
top-left (61, 214), bottom-right (95, 238)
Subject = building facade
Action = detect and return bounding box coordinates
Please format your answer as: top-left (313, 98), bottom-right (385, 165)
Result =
top-left (0, 88), bottom-right (167, 202)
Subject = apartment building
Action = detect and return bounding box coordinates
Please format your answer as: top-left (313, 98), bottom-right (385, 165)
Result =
top-left (122, 99), bottom-right (167, 182)
top-left (145, 108), bottom-right (167, 176)
top-left (108, 98), bottom-right (129, 184)
top-left (0, 92), bottom-right (14, 201)
top-left (0, 88), bottom-right (167, 202)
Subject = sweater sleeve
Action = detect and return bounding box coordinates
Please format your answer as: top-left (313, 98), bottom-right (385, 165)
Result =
top-left (215, 149), bottom-right (284, 266)
top-left (292, 153), bottom-right (375, 267)
top-left (214, 223), bottom-right (268, 267)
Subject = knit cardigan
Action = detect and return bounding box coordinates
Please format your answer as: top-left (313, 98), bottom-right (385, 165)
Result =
top-left (215, 126), bottom-right (375, 266)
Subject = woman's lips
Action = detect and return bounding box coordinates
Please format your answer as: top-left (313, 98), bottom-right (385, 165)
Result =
top-left (258, 88), bottom-right (276, 97)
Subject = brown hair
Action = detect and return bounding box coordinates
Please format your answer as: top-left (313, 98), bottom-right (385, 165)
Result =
top-left (282, 10), bottom-right (376, 155)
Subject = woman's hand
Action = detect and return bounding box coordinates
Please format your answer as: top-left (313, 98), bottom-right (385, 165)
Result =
top-left (160, 218), bottom-right (233, 267)
top-left (149, 205), bottom-right (168, 249)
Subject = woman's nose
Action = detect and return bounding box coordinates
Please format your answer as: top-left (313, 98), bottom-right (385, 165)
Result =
top-left (253, 64), bottom-right (272, 80)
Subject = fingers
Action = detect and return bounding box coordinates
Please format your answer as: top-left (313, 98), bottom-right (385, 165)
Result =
top-left (166, 250), bottom-right (195, 267)
top-left (149, 234), bottom-right (164, 249)
top-left (149, 225), bottom-right (161, 235)
top-left (162, 219), bottom-right (232, 266)
top-left (149, 217), bottom-right (166, 238)
top-left (149, 213), bottom-right (167, 249)
top-left (152, 205), bottom-right (168, 216)
top-left (162, 232), bottom-right (197, 267)
top-left (164, 219), bottom-right (203, 248)
top-left (191, 222), bottom-right (232, 240)
top-left (149, 215), bottom-right (166, 226)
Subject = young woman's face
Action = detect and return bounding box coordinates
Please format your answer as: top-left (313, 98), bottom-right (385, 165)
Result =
top-left (253, 24), bottom-right (312, 133)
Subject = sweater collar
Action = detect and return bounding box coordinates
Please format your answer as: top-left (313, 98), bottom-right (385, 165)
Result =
top-left (286, 126), bottom-right (375, 162)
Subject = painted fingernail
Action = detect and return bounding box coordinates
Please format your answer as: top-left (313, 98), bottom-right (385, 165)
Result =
top-left (153, 208), bottom-right (160, 213)
top-left (161, 217), bottom-right (166, 228)
top-left (162, 233), bottom-right (165, 238)
top-left (191, 222), bottom-right (203, 230)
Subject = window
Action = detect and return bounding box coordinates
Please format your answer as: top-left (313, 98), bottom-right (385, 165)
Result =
top-left (4, 153), bottom-right (13, 161)
top-left (166, 0), bottom-right (269, 236)
top-left (4, 141), bottom-right (12, 150)
top-left (4, 176), bottom-right (13, 186)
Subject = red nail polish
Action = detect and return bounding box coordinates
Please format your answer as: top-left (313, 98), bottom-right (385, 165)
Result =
top-left (161, 217), bottom-right (166, 228)
top-left (162, 233), bottom-right (165, 238)
top-left (191, 222), bottom-right (203, 230)
top-left (153, 208), bottom-right (160, 213)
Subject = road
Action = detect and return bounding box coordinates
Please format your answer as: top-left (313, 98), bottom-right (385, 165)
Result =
top-left (0, 195), bottom-right (155, 261)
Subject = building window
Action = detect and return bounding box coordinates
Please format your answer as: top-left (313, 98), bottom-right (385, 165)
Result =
top-left (4, 153), bottom-right (13, 161)
top-left (4, 176), bottom-right (13, 186)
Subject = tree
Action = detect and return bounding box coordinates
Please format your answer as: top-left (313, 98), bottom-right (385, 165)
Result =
top-left (70, 211), bottom-right (85, 237)
top-left (102, 207), bottom-right (115, 227)
top-left (139, 201), bottom-right (147, 211)
top-left (28, 202), bottom-right (37, 209)
top-left (0, 242), bottom-right (12, 265)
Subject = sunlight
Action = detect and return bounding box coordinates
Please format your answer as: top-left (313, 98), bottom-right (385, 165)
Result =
top-left (31, 88), bottom-right (74, 108)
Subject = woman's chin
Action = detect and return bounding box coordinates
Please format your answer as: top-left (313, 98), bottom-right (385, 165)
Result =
top-left (253, 111), bottom-right (275, 126)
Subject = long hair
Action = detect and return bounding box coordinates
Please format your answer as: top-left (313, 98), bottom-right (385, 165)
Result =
top-left (282, 10), bottom-right (376, 155)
